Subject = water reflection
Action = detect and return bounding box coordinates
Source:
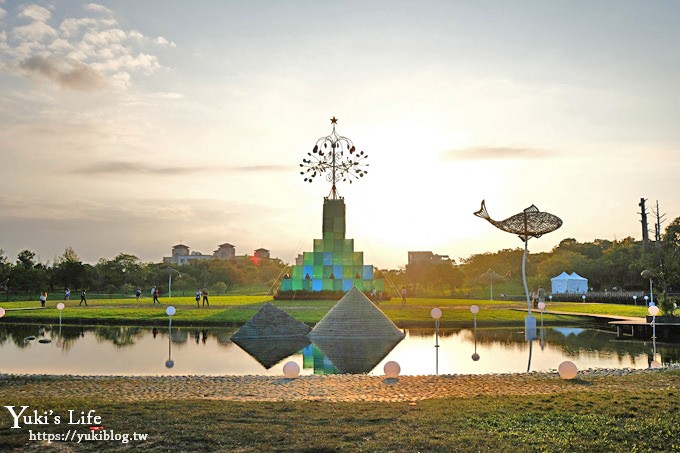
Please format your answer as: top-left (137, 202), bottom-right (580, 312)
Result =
top-left (310, 337), bottom-right (403, 374)
top-left (0, 323), bottom-right (679, 376)
top-left (232, 337), bottom-right (310, 369)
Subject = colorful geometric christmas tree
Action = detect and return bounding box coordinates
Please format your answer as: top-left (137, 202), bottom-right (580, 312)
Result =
top-left (279, 118), bottom-right (383, 295)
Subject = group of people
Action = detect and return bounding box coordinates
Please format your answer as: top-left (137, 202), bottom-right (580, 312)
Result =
top-left (195, 289), bottom-right (209, 307)
top-left (39, 289), bottom-right (88, 307)
top-left (38, 287), bottom-right (212, 307)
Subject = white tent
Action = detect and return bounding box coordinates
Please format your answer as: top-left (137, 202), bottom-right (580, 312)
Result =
top-left (551, 271), bottom-right (588, 294)
top-left (567, 272), bottom-right (588, 294)
top-left (550, 272), bottom-right (570, 293)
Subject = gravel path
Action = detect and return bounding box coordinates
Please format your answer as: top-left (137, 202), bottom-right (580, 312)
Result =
top-left (1, 367), bottom-right (677, 403)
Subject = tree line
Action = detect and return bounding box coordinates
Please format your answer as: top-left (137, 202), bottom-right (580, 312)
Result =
top-left (379, 217), bottom-right (680, 303)
top-left (0, 247), bottom-right (287, 298)
top-left (2, 217), bottom-right (678, 307)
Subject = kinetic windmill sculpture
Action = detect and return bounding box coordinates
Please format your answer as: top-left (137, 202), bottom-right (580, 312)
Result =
top-left (299, 116), bottom-right (369, 200)
top-left (474, 200), bottom-right (562, 340)
top-left (279, 118), bottom-right (382, 296)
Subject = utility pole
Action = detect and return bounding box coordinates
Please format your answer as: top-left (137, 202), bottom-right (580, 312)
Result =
top-left (638, 198), bottom-right (649, 252)
top-left (651, 200), bottom-right (666, 243)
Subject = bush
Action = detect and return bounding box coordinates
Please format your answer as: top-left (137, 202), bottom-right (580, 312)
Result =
top-left (657, 292), bottom-right (678, 316)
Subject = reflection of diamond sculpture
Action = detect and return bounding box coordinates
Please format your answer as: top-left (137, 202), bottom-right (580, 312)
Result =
top-left (231, 337), bottom-right (310, 369)
top-left (299, 117), bottom-right (369, 200)
top-left (474, 200), bottom-right (563, 320)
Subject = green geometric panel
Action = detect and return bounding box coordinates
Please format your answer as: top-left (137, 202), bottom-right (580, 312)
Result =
top-left (343, 239), bottom-right (354, 252)
top-left (314, 239), bottom-right (324, 252)
top-left (353, 252), bottom-right (363, 265)
top-left (292, 279), bottom-right (303, 291)
top-left (314, 252), bottom-right (323, 265)
top-left (281, 279), bottom-right (292, 291)
top-left (332, 254), bottom-right (343, 265)
top-left (303, 279), bottom-right (313, 291)
top-left (333, 279), bottom-right (343, 291)
top-left (322, 279), bottom-right (334, 291)
top-left (353, 267), bottom-right (363, 279)
top-left (313, 265), bottom-right (323, 279)
top-left (323, 265), bottom-right (333, 278)
top-left (342, 266), bottom-right (354, 279)
top-left (292, 266), bottom-right (302, 279)
top-left (354, 279), bottom-right (365, 291)
top-left (303, 252), bottom-right (314, 265)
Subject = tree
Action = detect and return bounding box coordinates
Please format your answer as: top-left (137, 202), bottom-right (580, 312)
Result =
top-left (10, 250), bottom-right (48, 293)
top-left (52, 247), bottom-right (88, 291)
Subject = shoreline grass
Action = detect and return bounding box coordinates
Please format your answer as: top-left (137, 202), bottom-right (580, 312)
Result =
top-left (0, 371), bottom-right (678, 452)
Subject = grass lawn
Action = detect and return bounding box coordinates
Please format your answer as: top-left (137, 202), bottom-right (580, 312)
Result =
top-left (0, 373), bottom-right (678, 451)
top-left (546, 302), bottom-right (652, 317)
top-left (0, 296), bottom-right (584, 326)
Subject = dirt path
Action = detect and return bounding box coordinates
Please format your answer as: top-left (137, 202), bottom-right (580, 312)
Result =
top-left (1, 367), bottom-right (677, 403)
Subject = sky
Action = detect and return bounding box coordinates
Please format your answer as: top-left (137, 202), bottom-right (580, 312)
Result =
top-left (1, 0), bottom-right (679, 269)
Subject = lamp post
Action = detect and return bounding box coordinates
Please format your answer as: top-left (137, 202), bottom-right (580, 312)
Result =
top-left (431, 307), bottom-right (442, 375)
top-left (537, 301), bottom-right (546, 329)
top-left (633, 295), bottom-right (638, 306)
top-left (641, 270), bottom-right (654, 305)
top-left (549, 295), bottom-right (553, 303)
top-left (470, 305), bottom-right (480, 361)
top-left (644, 295), bottom-right (649, 306)
top-left (0, 307), bottom-right (5, 319)
top-left (165, 306), bottom-right (176, 368)
top-left (648, 305), bottom-right (659, 340)
top-left (581, 295), bottom-right (586, 303)
top-left (166, 268), bottom-right (180, 298)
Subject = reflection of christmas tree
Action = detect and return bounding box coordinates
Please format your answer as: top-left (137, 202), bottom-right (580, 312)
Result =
top-left (279, 118), bottom-right (382, 297)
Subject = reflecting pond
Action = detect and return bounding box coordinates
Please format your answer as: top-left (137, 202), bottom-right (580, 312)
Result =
top-left (0, 323), bottom-right (677, 376)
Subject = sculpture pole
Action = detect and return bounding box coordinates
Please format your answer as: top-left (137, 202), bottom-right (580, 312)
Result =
top-left (522, 240), bottom-right (531, 315)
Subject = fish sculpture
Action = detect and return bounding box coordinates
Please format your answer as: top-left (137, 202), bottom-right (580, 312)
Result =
top-left (474, 200), bottom-right (563, 242)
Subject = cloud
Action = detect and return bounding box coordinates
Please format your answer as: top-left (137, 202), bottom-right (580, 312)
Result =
top-left (0, 7), bottom-right (7, 20)
top-left (233, 165), bottom-right (289, 172)
top-left (84, 3), bottom-right (113, 15)
top-left (18, 55), bottom-right (107, 91)
top-left (155, 36), bottom-right (176, 47)
top-left (1, 3), bottom-right (173, 90)
top-left (13, 21), bottom-right (58, 41)
top-left (441, 146), bottom-right (555, 161)
top-left (72, 161), bottom-right (289, 175)
top-left (19, 4), bottom-right (52, 22)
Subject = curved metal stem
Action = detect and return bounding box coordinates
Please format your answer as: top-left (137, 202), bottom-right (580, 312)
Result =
top-left (522, 239), bottom-right (531, 314)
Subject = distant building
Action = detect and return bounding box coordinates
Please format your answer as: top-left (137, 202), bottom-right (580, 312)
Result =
top-left (214, 243), bottom-right (236, 260)
top-left (163, 244), bottom-right (213, 265)
top-left (408, 251), bottom-right (451, 266)
top-left (163, 242), bottom-right (274, 265)
top-left (254, 248), bottom-right (270, 259)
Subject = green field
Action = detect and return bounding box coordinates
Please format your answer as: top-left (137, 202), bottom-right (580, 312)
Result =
top-left (0, 295), bottom-right (647, 327)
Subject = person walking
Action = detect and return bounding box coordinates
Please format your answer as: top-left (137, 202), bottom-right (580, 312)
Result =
top-left (64, 288), bottom-right (70, 300)
top-left (39, 291), bottom-right (47, 307)
top-left (153, 287), bottom-right (160, 304)
top-left (202, 288), bottom-right (209, 307)
top-left (79, 290), bottom-right (88, 306)
top-left (195, 289), bottom-right (201, 307)
top-left (135, 287), bottom-right (141, 302)
top-left (401, 287), bottom-right (407, 305)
